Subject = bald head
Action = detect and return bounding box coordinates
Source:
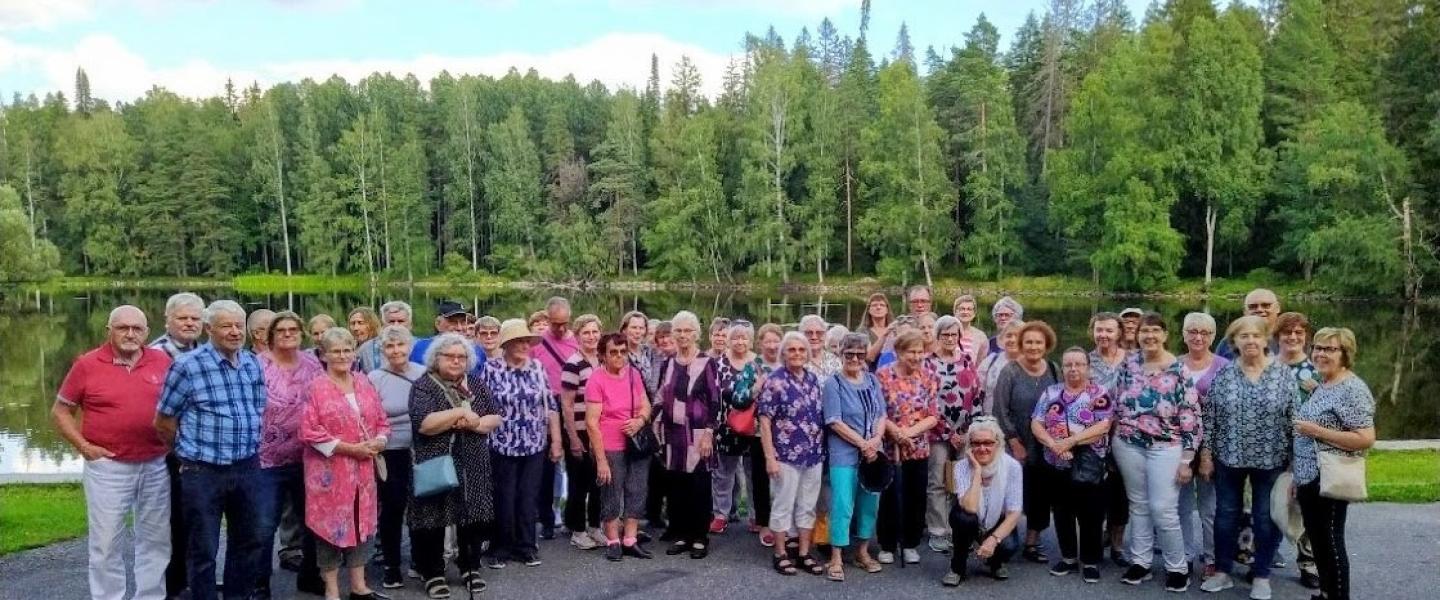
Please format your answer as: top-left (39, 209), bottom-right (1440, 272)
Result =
top-left (107, 305), bottom-right (149, 358)
top-left (1244, 288), bottom-right (1280, 326)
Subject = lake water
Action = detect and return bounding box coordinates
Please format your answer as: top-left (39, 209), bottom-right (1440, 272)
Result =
top-left (2, 287), bottom-right (1436, 475)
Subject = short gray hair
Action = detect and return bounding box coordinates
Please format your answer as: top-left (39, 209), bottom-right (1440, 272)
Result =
top-left (475, 315), bottom-right (500, 329)
top-left (202, 300), bottom-right (246, 326)
top-left (377, 324), bottom-right (414, 347)
top-left (727, 321), bottom-right (755, 340)
top-left (934, 315), bottom-right (961, 336)
top-left (671, 310), bottom-right (700, 332)
top-left (318, 327), bottom-right (356, 352)
top-left (780, 331), bottom-right (809, 354)
top-left (824, 325), bottom-right (849, 351)
top-left (424, 332), bottom-right (478, 372)
top-left (379, 300), bottom-right (413, 323)
top-left (247, 308), bottom-right (276, 331)
top-left (839, 332), bottom-right (868, 354)
top-left (108, 305), bottom-right (147, 327)
top-left (545, 296), bottom-right (571, 313)
top-left (165, 292), bottom-right (205, 317)
top-left (799, 314), bottom-right (826, 331)
top-left (1183, 312), bottom-right (1217, 333)
top-left (967, 416), bottom-right (1006, 445)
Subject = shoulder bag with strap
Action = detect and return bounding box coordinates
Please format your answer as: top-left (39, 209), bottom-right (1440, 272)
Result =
top-left (625, 367), bottom-right (660, 458)
top-left (413, 374), bottom-right (462, 498)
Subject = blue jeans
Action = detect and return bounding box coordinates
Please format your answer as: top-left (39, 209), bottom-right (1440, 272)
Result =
top-left (179, 456), bottom-right (266, 600)
top-left (1214, 462), bottom-right (1284, 578)
top-left (254, 464), bottom-right (317, 589)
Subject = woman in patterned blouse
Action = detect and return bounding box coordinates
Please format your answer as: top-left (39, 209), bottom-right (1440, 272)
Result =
top-left (1029, 347), bottom-right (1114, 583)
top-left (477, 319), bottom-right (563, 569)
top-left (875, 330), bottom-right (940, 565)
top-left (1111, 311), bottom-right (1201, 593)
top-left (923, 315), bottom-right (983, 554)
top-left (1292, 327), bottom-right (1375, 600)
top-left (1178, 312), bottom-right (1228, 577)
top-left (710, 322), bottom-right (764, 537)
top-left (560, 314), bottom-right (605, 550)
top-left (759, 332), bottom-right (827, 576)
top-left (655, 310), bottom-right (722, 559)
top-left (1273, 311), bottom-right (1323, 589)
top-left (1198, 316), bottom-right (1295, 599)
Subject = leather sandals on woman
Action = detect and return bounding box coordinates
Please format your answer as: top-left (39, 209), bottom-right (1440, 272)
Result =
top-left (773, 554), bottom-right (799, 575)
top-left (689, 542), bottom-right (710, 559)
top-left (423, 576), bottom-right (450, 599)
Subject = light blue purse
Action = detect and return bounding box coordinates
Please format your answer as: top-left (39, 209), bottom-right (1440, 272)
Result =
top-left (413, 375), bottom-right (463, 498)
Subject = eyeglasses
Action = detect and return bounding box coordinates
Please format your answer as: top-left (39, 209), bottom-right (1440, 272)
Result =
top-left (326, 348), bottom-right (356, 355)
top-left (970, 440), bottom-right (998, 448)
top-left (1246, 302), bottom-right (1276, 311)
top-left (1183, 329), bottom-right (1214, 337)
top-left (803, 330), bottom-right (825, 337)
top-left (1312, 345), bottom-right (1342, 355)
top-left (605, 348), bottom-right (627, 356)
top-left (273, 326), bottom-right (300, 335)
top-left (110, 325), bottom-right (147, 334)
top-left (438, 352), bottom-right (469, 361)
top-left (477, 330), bottom-right (499, 337)
top-left (938, 332), bottom-right (960, 339)
top-left (842, 351), bottom-right (866, 360)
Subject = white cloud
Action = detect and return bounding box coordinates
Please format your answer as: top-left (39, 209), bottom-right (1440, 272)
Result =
top-left (0, 0), bottom-right (94, 30)
top-left (2, 31), bottom-right (736, 103)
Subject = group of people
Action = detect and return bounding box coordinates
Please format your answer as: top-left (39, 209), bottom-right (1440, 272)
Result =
top-left (53, 286), bottom-right (1375, 600)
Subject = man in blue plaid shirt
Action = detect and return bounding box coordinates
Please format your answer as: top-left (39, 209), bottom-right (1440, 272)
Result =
top-left (156, 299), bottom-right (267, 600)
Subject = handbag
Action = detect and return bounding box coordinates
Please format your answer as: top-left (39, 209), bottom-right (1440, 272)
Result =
top-left (625, 368), bottom-right (660, 458)
top-left (1069, 444), bottom-right (1106, 484)
top-left (1318, 450), bottom-right (1367, 502)
top-left (413, 374), bottom-right (464, 498)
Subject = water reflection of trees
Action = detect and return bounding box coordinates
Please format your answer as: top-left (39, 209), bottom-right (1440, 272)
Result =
top-left (1, 289), bottom-right (1435, 473)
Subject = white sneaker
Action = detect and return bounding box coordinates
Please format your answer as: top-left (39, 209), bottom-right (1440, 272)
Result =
top-left (1250, 577), bottom-right (1272, 600)
top-left (588, 527), bottom-right (608, 546)
top-left (903, 548), bottom-right (921, 564)
top-left (570, 531), bottom-right (599, 550)
top-left (928, 535), bottom-right (952, 553)
top-left (1200, 572), bottom-right (1234, 593)
top-left (877, 551), bottom-right (895, 564)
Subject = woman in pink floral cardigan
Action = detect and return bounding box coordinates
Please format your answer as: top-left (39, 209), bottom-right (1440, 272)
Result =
top-left (301, 327), bottom-right (392, 600)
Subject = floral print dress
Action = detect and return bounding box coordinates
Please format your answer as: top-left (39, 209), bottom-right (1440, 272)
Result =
top-left (925, 353), bottom-right (983, 446)
top-left (1113, 354), bottom-right (1202, 452)
top-left (757, 367), bottom-right (825, 467)
top-left (875, 364), bottom-right (940, 461)
top-left (715, 355), bottom-right (760, 456)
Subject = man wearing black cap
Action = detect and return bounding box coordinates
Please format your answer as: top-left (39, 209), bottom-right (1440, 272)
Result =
top-left (408, 300), bottom-right (473, 363)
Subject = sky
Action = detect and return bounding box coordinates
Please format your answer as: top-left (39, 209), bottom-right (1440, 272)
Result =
top-left (0, 0), bottom-right (1154, 104)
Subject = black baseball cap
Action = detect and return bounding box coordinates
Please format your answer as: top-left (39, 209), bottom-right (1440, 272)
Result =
top-left (436, 300), bottom-right (472, 319)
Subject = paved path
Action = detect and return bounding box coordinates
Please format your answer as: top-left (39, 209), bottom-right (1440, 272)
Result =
top-left (3, 503), bottom-right (1436, 600)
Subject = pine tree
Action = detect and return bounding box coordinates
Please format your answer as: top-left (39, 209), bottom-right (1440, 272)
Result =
top-left (590, 90), bottom-right (648, 275)
top-left (482, 106), bottom-right (543, 273)
top-left (73, 68), bottom-right (93, 116)
top-left (1263, 0), bottom-right (1337, 142)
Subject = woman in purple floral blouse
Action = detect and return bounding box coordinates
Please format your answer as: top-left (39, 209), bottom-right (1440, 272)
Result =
top-left (758, 332), bottom-right (826, 576)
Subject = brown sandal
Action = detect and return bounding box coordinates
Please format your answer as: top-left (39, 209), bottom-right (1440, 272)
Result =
top-left (854, 555), bottom-right (882, 573)
top-left (826, 562), bottom-right (846, 581)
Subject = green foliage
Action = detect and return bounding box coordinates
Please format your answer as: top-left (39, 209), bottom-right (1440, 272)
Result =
top-left (0, 185), bottom-right (61, 282)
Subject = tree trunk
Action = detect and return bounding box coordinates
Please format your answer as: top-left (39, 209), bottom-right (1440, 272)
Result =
top-left (269, 104), bottom-right (293, 277)
top-left (844, 158), bottom-right (854, 274)
top-left (1204, 202), bottom-right (1217, 290)
top-left (460, 92), bottom-right (480, 271)
top-left (23, 146), bottom-right (37, 248)
top-left (356, 118), bottom-right (377, 280)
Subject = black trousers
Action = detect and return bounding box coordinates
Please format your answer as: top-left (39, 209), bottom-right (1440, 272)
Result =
top-left (646, 456), bottom-right (669, 524)
top-left (412, 521), bottom-right (487, 579)
top-left (1105, 455), bottom-right (1129, 531)
top-left (877, 458), bottom-right (928, 552)
top-left (1022, 460), bottom-right (1053, 534)
top-left (664, 468), bottom-right (713, 545)
top-left (492, 451), bottom-right (544, 560)
top-left (743, 436), bottom-right (772, 527)
top-left (562, 432), bottom-right (602, 533)
top-left (950, 505), bottom-right (1020, 573)
top-left (377, 449), bottom-right (414, 572)
top-left (1044, 464), bottom-right (1106, 565)
top-left (1298, 480), bottom-right (1351, 600)
top-left (165, 453), bottom-right (188, 597)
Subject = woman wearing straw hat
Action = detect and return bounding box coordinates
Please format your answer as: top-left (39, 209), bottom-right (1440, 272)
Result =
top-left (477, 319), bottom-right (563, 569)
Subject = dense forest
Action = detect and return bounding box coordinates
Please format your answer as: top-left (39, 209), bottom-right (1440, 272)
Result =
top-left (1, 0), bottom-right (1437, 296)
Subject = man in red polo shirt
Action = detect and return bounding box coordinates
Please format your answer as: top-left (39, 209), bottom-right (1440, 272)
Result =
top-left (53, 305), bottom-right (173, 600)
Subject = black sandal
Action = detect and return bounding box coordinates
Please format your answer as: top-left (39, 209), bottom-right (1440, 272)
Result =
top-left (424, 576), bottom-right (450, 599)
top-left (798, 554), bottom-right (825, 575)
top-left (666, 541), bottom-right (689, 556)
top-left (689, 542), bottom-right (710, 559)
top-left (462, 571), bottom-right (487, 594)
top-left (772, 554), bottom-right (799, 575)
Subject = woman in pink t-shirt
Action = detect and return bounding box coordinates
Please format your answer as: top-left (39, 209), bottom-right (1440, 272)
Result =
top-left (585, 332), bottom-right (653, 562)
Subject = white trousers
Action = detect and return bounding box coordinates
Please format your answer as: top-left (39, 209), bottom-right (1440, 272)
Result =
top-left (84, 456), bottom-right (171, 600)
top-left (1113, 441), bottom-right (1187, 573)
top-left (768, 462), bottom-right (823, 533)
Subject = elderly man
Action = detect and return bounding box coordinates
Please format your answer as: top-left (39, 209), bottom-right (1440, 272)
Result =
top-left (408, 300), bottom-right (471, 363)
top-left (1216, 289), bottom-right (1281, 360)
top-left (359, 300), bottom-right (413, 372)
top-left (906, 285), bottom-right (934, 319)
top-left (151, 292), bottom-right (205, 359)
top-left (53, 306), bottom-right (173, 600)
top-left (247, 309), bottom-right (276, 354)
top-left (155, 300), bottom-right (268, 600)
top-left (530, 296), bottom-right (578, 540)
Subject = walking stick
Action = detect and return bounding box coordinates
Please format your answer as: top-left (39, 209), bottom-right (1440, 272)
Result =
top-left (894, 451), bottom-right (905, 570)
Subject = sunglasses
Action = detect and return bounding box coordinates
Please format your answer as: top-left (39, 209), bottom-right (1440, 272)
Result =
top-left (970, 440), bottom-right (998, 448)
top-left (842, 351), bottom-right (866, 360)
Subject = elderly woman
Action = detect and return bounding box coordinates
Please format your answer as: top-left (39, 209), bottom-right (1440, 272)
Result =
top-left (758, 323), bottom-right (785, 373)
top-left (478, 319), bottom-right (563, 568)
top-left (875, 330), bottom-right (939, 565)
top-left (656, 310), bottom-right (722, 558)
top-left (860, 293), bottom-right (894, 365)
top-left (711, 321), bottom-right (766, 537)
top-left (923, 315), bottom-right (984, 554)
top-left (825, 324), bottom-right (850, 364)
top-left (1196, 316), bottom-right (1293, 599)
top-left (409, 333), bottom-right (501, 598)
top-left (952, 295), bottom-right (988, 366)
top-left (348, 307), bottom-right (380, 346)
top-left (559, 314), bottom-right (606, 550)
top-left (249, 308), bottom-right (276, 353)
top-left (799, 315), bottom-right (840, 377)
top-left (987, 297), bottom-right (1023, 355)
top-left (527, 311), bottom-right (549, 336)
top-left (1274, 311), bottom-right (1322, 589)
top-left (915, 313), bottom-right (937, 354)
top-left (1292, 328), bottom-right (1374, 600)
top-left (822, 333), bottom-right (888, 580)
top-left (618, 311), bottom-right (657, 394)
top-left (1179, 312), bottom-right (1229, 575)
top-left (473, 316), bottom-right (502, 361)
top-left (255, 311), bottom-right (324, 595)
top-left (366, 325), bottom-right (427, 589)
top-left (300, 328), bottom-right (390, 600)
top-left (1087, 311), bottom-right (1129, 565)
top-left (1030, 347), bottom-right (1114, 582)
top-left (942, 417), bottom-right (1024, 586)
top-left (707, 317), bottom-right (732, 359)
top-left (586, 332), bottom-right (655, 561)
top-left (979, 321), bottom-right (1023, 415)
top-left (1112, 312), bottom-right (1201, 592)
top-left (759, 332), bottom-right (827, 576)
top-left (992, 320), bottom-right (1060, 563)
top-left (309, 314), bottom-right (337, 360)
